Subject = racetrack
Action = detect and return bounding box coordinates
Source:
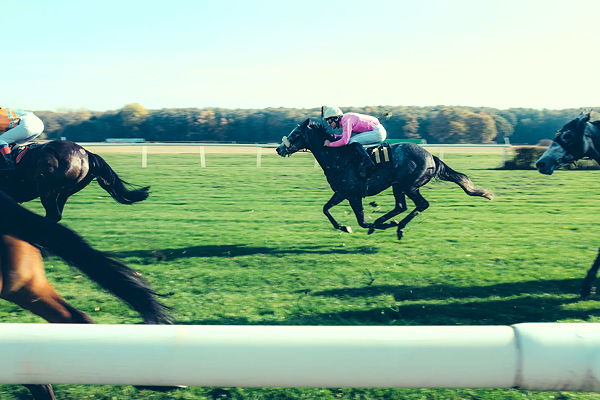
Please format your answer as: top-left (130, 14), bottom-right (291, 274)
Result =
top-left (1, 150), bottom-right (597, 400)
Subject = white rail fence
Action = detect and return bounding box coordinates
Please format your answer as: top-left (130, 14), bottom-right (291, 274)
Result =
top-left (2, 323), bottom-right (599, 391)
top-left (81, 142), bottom-right (513, 168)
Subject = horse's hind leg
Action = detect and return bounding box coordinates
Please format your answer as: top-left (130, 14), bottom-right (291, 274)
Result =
top-left (581, 248), bottom-right (600, 298)
top-left (395, 189), bottom-right (429, 240)
top-left (50, 175), bottom-right (95, 222)
top-left (1, 238), bottom-right (93, 323)
top-left (39, 190), bottom-right (63, 222)
top-left (323, 192), bottom-right (353, 233)
top-left (5, 273), bottom-right (94, 323)
top-left (23, 384), bottom-right (56, 400)
top-left (1, 238), bottom-right (92, 400)
top-left (368, 184), bottom-right (407, 235)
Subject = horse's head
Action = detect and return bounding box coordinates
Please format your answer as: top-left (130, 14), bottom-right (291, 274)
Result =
top-left (536, 112), bottom-right (594, 175)
top-left (276, 118), bottom-right (330, 157)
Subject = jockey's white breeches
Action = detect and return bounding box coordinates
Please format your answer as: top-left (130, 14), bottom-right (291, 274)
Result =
top-left (0, 112), bottom-right (44, 146)
top-left (348, 124), bottom-right (387, 145)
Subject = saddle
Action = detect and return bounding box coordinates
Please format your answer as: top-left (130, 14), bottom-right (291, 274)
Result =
top-left (11, 143), bottom-right (40, 165)
top-left (366, 142), bottom-right (394, 168)
top-left (0, 143), bottom-right (40, 171)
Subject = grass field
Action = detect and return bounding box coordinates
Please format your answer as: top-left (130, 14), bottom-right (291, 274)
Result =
top-left (1, 150), bottom-right (600, 400)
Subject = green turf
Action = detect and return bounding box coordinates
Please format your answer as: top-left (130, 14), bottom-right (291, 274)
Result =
top-left (1, 151), bottom-right (600, 400)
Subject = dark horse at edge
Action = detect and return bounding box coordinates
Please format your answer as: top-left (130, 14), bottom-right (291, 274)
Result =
top-left (536, 112), bottom-right (600, 298)
top-left (276, 119), bottom-right (493, 239)
top-left (2, 140), bottom-right (149, 222)
top-left (0, 190), bottom-right (172, 399)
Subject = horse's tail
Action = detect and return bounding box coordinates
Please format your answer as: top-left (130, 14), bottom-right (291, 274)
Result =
top-left (0, 192), bottom-right (172, 324)
top-left (87, 151), bottom-right (150, 204)
top-left (432, 155), bottom-right (494, 200)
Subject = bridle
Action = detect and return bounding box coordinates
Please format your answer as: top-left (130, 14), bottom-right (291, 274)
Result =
top-left (553, 121), bottom-right (600, 162)
top-left (280, 123), bottom-right (305, 155)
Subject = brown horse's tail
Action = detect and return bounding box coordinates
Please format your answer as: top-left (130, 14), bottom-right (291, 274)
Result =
top-left (0, 192), bottom-right (172, 324)
top-left (87, 151), bottom-right (150, 204)
top-left (432, 155), bottom-right (494, 200)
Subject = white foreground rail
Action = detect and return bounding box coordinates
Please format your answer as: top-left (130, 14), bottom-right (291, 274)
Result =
top-left (1, 323), bottom-right (599, 391)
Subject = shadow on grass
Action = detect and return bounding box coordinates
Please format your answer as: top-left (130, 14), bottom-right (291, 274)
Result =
top-left (299, 278), bottom-right (600, 325)
top-left (305, 295), bottom-right (600, 325)
top-left (176, 294), bottom-right (598, 326)
top-left (110, 244), bottom-right (378, 261)
top-left (309, 278), bottom-right (582, 300)
top-left (174, 279), bottom-right (599, 326)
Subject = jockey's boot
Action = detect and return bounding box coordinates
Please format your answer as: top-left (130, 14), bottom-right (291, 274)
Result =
top-left (0, 145), bottom-right (14, 171)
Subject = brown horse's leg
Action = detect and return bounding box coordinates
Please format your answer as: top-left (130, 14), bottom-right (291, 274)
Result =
top-left (0, 236), bottom-right (93, 323)
top-left (0, 236), bottom-right (94, 400)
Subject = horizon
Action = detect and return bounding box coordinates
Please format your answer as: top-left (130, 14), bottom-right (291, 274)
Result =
top-left (4, 0), bottom-right (600, 112)
top-left (36, 103), bottom-right (600, 114)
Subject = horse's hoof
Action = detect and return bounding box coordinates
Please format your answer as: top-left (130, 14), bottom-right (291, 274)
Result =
top-left (581, 285), bottom-right (596, 299)
top-left (397, 230), bottom-right (404, 240)
top-left (340, 226), bottom-right (353, 233)
top-left (367, 227), bottom-right (375, 235)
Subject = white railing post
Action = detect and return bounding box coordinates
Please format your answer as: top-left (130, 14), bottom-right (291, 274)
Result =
top-left (199, 146), bottom-right (206, 168)
top-left (141, 146), bottom-right (147, 168)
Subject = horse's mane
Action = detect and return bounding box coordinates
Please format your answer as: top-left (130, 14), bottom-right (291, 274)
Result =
top-left (555, 117), bottom-right (584, 139)
top-left (307, 119), bottom-right (327, 131)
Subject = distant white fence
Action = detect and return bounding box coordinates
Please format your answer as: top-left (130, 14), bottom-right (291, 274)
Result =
top-left (2, 323), bottom-right (600, 391)
top-left (80, 142), bottom-right (512, 168)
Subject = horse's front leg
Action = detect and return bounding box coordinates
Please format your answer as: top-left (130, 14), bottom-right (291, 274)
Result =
top-left (368, 185), bottom-right (407, 234)
top-left (581, 248), bottom-right (600, 299)
top-left (348, 196), bottom-right (374, 231)
top-left (323, 192), bottom-right (353, 233)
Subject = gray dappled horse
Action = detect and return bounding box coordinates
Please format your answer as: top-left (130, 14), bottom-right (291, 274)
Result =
top-left (276, 119), bottom-right (493, 240)
top-left (536, 112), bottom-right (600, 298)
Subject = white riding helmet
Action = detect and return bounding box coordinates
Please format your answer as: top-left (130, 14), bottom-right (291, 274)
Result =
top-left (322, 106), bottom-right (343, 119)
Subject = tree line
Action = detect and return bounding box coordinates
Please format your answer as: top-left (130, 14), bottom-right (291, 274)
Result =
top-left (34, 103), bottom-right (595, 144)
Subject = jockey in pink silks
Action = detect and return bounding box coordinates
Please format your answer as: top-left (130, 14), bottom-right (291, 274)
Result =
top-left (321, 106), bottom-right (387, 195)
top-left (322, 106), bottom-right (387, 148)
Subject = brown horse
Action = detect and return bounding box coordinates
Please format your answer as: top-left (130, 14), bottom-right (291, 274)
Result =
top-left (1, 140), bottom-right (149, 222)
top-left (0, 191), bottom-right (172, 399)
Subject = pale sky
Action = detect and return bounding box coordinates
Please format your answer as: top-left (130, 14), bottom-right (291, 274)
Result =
top-left (3, 0), bottom-right (599, 111)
